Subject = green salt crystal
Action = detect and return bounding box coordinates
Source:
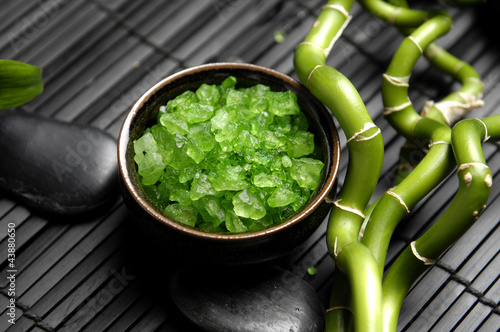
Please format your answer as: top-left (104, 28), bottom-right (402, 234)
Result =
top-left (188, 123), bottom-right (216, 152)
top-left (266, 90), bottom-right (300, 116)
top-left (202, 196), bottom-right (226, 227)
top-left (197, 222), bottom-right (225, 233)
top-left (143, 185), bottom-right (162, 207)
top-left (267, 188), bottom-right (297, 207)
top-left (211, 164), bottom-right (249, 191)
top-left (291, 193), bottom-right (308, 211)
top-left (151, 124), bottom-right (177, 164)
top-left (250, 111), bottom-right (274, 136)
top-left (164, 203), bottom-right (197, 227)
top-left (169, 144), bottom-right (195, 170)
top-left (190, 172), bottom-right (217, 200)
top-left (179, 164), bottom-right (201, 183)
top-left (225, 210), bottom-right (248, 233)
top-left (159, 112), bottom-right (189, 135)
top-left (291, 112), bottom-right (309, 133)
top-left (173, 133), bottom-right (187, 148)
top-left (282, 155), bottom-right (292, 168)
top-left (167, 90), bottom-right (198, 112)
top-left (260, 130), bottom-right (287, 150)
top-left (157, 105), bottom-right (168, 122)
top-left (196, 83), bottom-right (221, 107)
top-left (246, 84), bottom-right (270, 115)
top-left (252, 172), bottom-right (279, 188)
top-left (247, 213), bottom-right (274, 231)
top-left (232, 188), bottom-right (266, 220)
top-left (170, 188), bottom-right (192, 206)
top-left (215, 122), bottom-right (247, 143)
top-left (185, 140), bottom-right (206, 164)
top-left (273, 115), bottom-right (292, 134)
top-left (240, 130), bottom-right (259, 148)
top-left (287, 131), bottom-right (315, 158)
top-left (221, 76), bottom-right (237, 89)
top-left (290, 158), bottom-right (324, 190)
top-left (226, 89), bottom-right (249, 106)
top-left (210, 108), bottom-right (231, 131)
top-left (133, 131), bottom-right (165, 185)
top-left (181, 104), bottom-right (215, 124)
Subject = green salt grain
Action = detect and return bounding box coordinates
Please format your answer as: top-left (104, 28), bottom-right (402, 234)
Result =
top-left (169, 188), bottom-right (192, 206)
top-left (232, 189), bottom-right (267, 220)
top-left (196, 83), bottom-right (221, 107)
top-left (267, 188), bottom-right (297, 207)
top-left (266, 90), bottom-right (300, 116)
top-left (133, 131), bottom-right (165, 185)
top-left (287, 131), bottom-right (315, 158)
top-left (159, 112), bottom-right (189, 135)
top-left (167, 90), bottom-right (198, 112)
top-left (225, 210), bottom-right (248, 233)
top-left (164, 203), bottom-right (197, 227)
top-left (252, 173), bottom-right (279, 188)
top-left (188, 123), bottom-right (216, 152)
top-left (181, 103), bottom-right (214, 124)
top-left (190, 172), bottom-right (217, 200)
top-left (151, 124), bottom-right (177, 164)
top-left (290, 158), bottom-right (324, 190)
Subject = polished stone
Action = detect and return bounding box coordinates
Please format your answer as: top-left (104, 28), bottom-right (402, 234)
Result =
top-left (169, 264), bottom-right (325, 332)
top-left (0, 110), bottom-right (119, 215)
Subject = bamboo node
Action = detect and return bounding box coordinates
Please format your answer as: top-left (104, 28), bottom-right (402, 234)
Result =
top-left (408, 36), bottom-right (423, 55)
top-left (325, 14), bottom-right (352, 58)
top-left (383, 73), bottom-right (410, 87)
top-left (485, 174), bottom-right (493, 188)
top-left (387, 190), bottom-right (410, 214)
top-left (457, 162), bottom-right (489, 173)
top-left (474, 118), bottom-right (491, 142)
top-left (333, 199), bottom-right (366, 219)
top-left (428, 140), bottom-right (450, 148)
top-left (346, 122), bottom-right (381, 143)
top-left (411, 241), bottom-right (436, 265)
top-left (298, 41), bottom-right (327, 58)
top-left (434, 94), bottom-right (484, 125)
top-left (389, 7), bottom-right (402, 25)
top-left (420, 100), bottom-right (435, 119)
top-left (326, 306), bottom-right (354, 314)
top-left (307, 64), bottom-right (325, 89)
top-left (453, 60), bottom-right (466, 75)
top-left (383, 100), bottom-right (412, 115)
top-left (323, 4), bottom-right (350, 18)
top-left (464, 171), bottom-right (473, 187)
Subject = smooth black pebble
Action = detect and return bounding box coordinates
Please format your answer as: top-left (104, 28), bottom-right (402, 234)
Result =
top-left (169, 265), bottom-right (325, 332)
top-left (0, 110), bottom-right (118, 215)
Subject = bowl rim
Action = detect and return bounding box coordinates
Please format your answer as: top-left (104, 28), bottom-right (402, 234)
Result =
top-left (117, 62), bottom-right (340, 242)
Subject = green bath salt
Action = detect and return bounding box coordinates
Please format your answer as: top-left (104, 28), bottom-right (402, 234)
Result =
top-left (134, 76), bottom-right (324, 233)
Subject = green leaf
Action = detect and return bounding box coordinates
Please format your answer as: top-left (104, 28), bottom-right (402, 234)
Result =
top-left (0, 60), bottom-right (43, 110)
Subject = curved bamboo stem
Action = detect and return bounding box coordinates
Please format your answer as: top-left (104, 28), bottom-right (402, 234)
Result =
top-left (381, 117), bottom-right (493, 331)
top-left (295, 1), bottom-right (384, 331)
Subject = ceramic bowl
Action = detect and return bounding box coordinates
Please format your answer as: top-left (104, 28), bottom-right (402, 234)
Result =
top-left (117, 63), bottom-right (340, 265)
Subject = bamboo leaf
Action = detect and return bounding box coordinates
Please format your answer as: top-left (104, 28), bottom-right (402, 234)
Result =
top-left (0, 60), bottom-right (43, 110)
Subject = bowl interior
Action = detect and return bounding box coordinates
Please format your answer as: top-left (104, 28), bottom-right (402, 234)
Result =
top-left (118, 63), bottom-right (340, 241)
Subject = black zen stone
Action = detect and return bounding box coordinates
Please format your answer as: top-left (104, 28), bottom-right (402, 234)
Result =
top-left (169, 265), bottom-right (325, 332)
top-left (0, 110), bottom-right (119, 215)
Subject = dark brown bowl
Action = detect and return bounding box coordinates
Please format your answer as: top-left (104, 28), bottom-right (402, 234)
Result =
top-left (117, 63), bottom-right (340, 265)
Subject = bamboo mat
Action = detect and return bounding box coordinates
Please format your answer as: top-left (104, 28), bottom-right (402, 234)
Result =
top-left (0, 0), bottom-right (499, 331)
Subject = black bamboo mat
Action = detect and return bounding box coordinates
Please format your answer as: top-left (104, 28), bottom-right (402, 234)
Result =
top-left (1, 0), bottom-right (499, 331)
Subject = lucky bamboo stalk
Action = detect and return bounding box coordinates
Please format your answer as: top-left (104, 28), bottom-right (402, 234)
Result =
top-left (360, 6), bottom-right (456, 271)
top-left (381, 116), bottom-right (496, 331)
top-left (294, 1), bottom-right (385, 331)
